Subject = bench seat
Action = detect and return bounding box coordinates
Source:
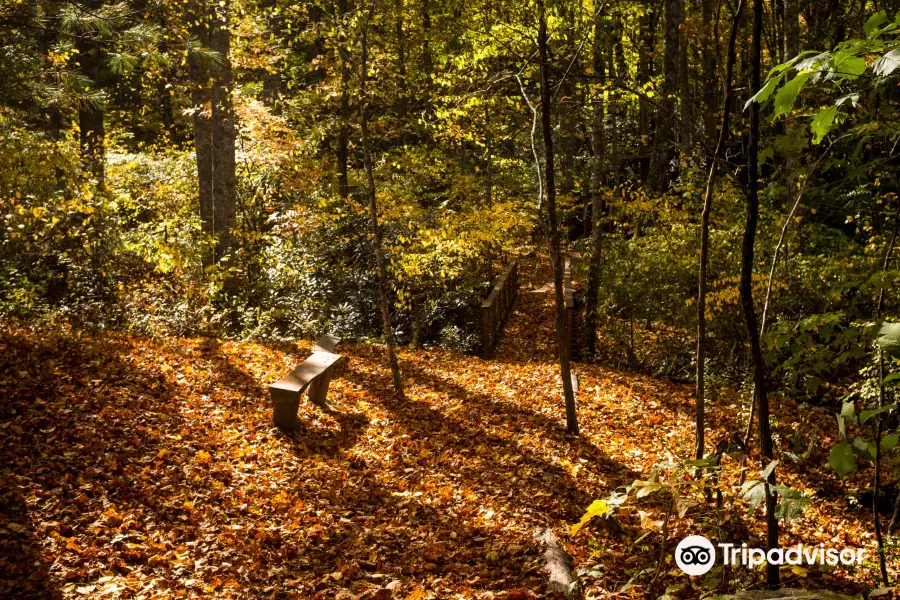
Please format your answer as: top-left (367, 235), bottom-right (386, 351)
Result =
top-left (270, 336), bottom-right (344, 429)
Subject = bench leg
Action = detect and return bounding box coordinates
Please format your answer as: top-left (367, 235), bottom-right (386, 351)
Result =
top-left (307, 368), bottom-right (334, 407)
top-left (271, 388), bottom-right (301, 429)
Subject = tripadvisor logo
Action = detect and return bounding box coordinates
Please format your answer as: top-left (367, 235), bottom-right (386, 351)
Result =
top-left (676, 535), bottom-right (716, 575)
top-left (675, 535), bottom-right (868, 576)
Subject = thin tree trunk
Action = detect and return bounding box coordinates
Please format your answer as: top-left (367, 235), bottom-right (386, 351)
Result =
top-left (75, 0), bottom-right (105, 184)
top-left (585, 11), bottom-right (605, 359)
top-left (783, 0), bottom-right (799, 63)
top-left (188, 2), bottom-right (215, 266)
top-left (336, 0), bottom-right (351, 199)
top-left (560, 3), bottom-right (576, 202)
top-left (422, 0), bottom-right (433, 105)
top-left (696, 0), bottom-right (744, 461)
top-left (872, 204), bottom-right (898, 586)
top-left (743, 141), bottom-right (837, 450)
top-left (395, 0), bottom-right (407, 118)
top-left (538, 0), bottom-right (578, 435)
top-left (637, 10), bottom-right (655, 165)
top-left (677, 0), bottom-right (690, 150)
top-left (648, 0), bottom-right (680, 191)
top-left (209, 0), bottom-right (237, 267)
top-left (261, 0), bottom-right (284, 107)
top-left (701, 0), bottom-right (717, 155)
top-left (745, 0), bottom-right (779, 587)
top-left (360, 7), bottom-right (403, 394)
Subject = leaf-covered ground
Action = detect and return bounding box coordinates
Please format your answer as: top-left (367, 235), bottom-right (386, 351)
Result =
top-left (0, 257), bottom-right (893, 599)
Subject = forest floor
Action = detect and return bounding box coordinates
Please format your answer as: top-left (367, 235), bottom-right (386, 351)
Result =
top-left (0, 256), bottom-right (892, 599)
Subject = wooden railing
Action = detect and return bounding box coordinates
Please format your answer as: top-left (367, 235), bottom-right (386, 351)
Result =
top-left (482, 259), bottom-right (519, 357)
top-left (563, 258), bottom-right (575, 361)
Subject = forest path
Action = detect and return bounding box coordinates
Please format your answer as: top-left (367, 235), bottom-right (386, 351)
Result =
top-left (492, 253), bottom-right (564, 365)
top-left (0, 259), bottom-right (860, 598)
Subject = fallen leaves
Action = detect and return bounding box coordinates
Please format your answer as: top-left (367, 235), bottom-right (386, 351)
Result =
top-left (0, 257), bottom-right (887, 598)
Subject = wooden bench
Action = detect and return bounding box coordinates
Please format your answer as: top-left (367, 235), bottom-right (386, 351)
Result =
top-left (270, 335), bottom-right (343, 429)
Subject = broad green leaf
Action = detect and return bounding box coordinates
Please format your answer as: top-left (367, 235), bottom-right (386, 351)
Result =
top-left (810, 105), bottom-right (838, 144)
top-left (873, 49), bottom-right (900, 78)
top-left (796, 51), bottom-right (831, 72)
top-left (745, 74), bottom-right (784, 110)
top-left (570, 500), bottom-right (610, 537)
top-left (828, 442), bottom-right (856, 477)
top-left (853, 436), bottom-right (877, 460)
top-left (760, 459), bottom-right (778, 480)
top-left (773, 72), bottom-right (811, 119)
top-left (860, 403), bottom-right (897, 424)
top-left (882, 434), bottom-right (899, 451)
top-left (830, 52), bottom-right (867, 80)
top-left (766, 51), bottom-right (816, 78)
top-left (865, 12), bottom-right (888, 38)
top-left (836, 93), bottom-right (859, 107)
top-left (884, 372), bottom-right (900, 384)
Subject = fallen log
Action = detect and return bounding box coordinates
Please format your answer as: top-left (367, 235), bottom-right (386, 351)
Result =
top-left (712, 590), bottom-right (863, 600)
top-left (534, 528), bottom-right (577, 598)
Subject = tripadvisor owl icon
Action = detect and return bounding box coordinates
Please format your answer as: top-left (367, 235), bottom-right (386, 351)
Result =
top-left (675, 535), bottom-right (716, 576)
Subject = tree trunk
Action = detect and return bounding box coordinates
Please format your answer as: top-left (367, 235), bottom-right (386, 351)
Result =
top-left (187, 2), bottom-right (215, 265)
top-left (696, 0), bottom-right (744, 461)
top-left (677, 0), bottom-right (690, 150)
top-left (209, 0), bottom-right (237, 267)
top-left (75, 0), bottom-right (105, 184)
top-left (783, 0), bottom-right (799, 63)
top-left (261, 0), bottom-right (284, 107)
top-left (422, 0), bottom-right (433, 102)
top-left (539, 0), bottom-right (578, 435)
top-left (585, 11), bottom-right (605, 360)
top-left (648, 0), bottom-right (681, 192)
top-left (872, 206), bottom-right (898, 586)
top-left (560, 3), bottom-right (576, 203)
top-left (336, 0), bottom-right (351, 198)
top-left (701, 0), bottom-right (717, 155)
top-left (637, 10), bottom-right (655, 162)
top-left (360, 7), bottom-right (403, 394)
top-left (745, 0), bottom-right (779, 587)
top-left (395, 0), bottom-right (407, 118)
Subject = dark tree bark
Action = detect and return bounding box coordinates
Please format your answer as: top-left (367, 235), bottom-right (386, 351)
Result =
top-left (872, 207), bottom-right (897, 586)
top-left (677, 0), bottom-right (690, 149)
top-left (744, 0), bottom-right (779, 587)
top-left (559, 3), bottom-right (576, 202)
top-left (696, 0), bottom-right (744, 461)
top-left (395, 0), bottom-right (407, 117)
top-left (422, 0), bottom-right (433, 99)
top-left (585, 11), bottom-right (605, 359)
top-left (209, 0), bottom-right (237, 266)
top-left (187, 2), bottom-right (215, 265)
top-left (637, 9), bottom-right (656, 169)
top-left (701, 0), bottom-right (717, 154)
top-left (648, 0), bottom-right (681, 191)
top-left (75, 0), bottom-right (105, 184)
top-left (260, 0), bottom-right (284, 107)
top-left (360, 7), bottom-right (403, 394)
top-left (336, 0), bottom-right (351, 198)
top-left (538, 0), bottom-right (578, 435)
top-left (783, 0), bottom-right (799, 63)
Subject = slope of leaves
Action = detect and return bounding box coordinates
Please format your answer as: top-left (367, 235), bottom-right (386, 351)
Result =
top-left (0, 257), bottom-right (892, 599)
